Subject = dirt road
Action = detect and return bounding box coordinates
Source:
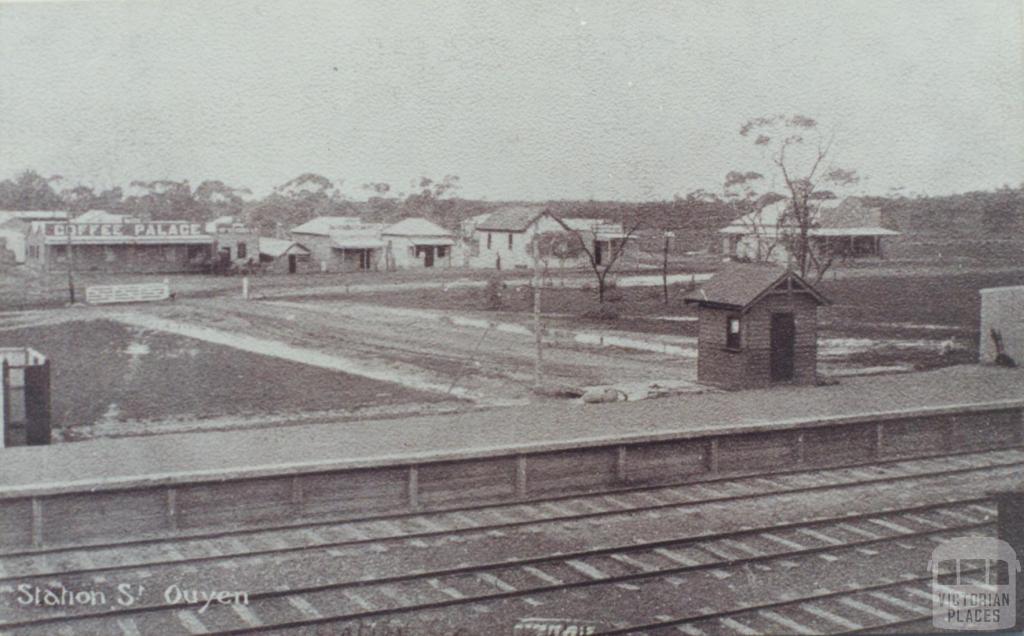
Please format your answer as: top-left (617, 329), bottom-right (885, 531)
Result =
top-left (122, 297), bottom-right (700, 404)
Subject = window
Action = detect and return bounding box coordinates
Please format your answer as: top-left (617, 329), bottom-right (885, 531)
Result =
top-left (437, 246), bottom-right (447, 258)
top-left (486, 233), bottom-right (492, 249)
top-left (236, 242), bottom-right (247, 259)
top-left (508, 233), bottom-right (513, 249)
top-left (725, 316), bottom-right (741, 350)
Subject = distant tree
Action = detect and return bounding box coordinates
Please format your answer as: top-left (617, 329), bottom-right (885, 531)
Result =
top-left (59, 185), bottom-right (99, 213)
top-left (0, 170), bottom-right (63, 210)
top-left (245, 173), bottom-right (353, 234)
top-left (737, 114), bottom-right (859, 281)
top-left (123, 180), bottom-right (202, 222)
top-left (194, 180), bottom-right (250, 220)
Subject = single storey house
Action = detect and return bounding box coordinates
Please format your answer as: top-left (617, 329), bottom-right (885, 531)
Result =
top-left (24, 219), bottom-right (215, 273)
top-left (289, 216), bottom-right (385, 272)
top-left (258, 237), bottom-right (312, 274)
top-left (720, 197), bottom-right (900, 264)
top-left (469, 206), bottom-right (636, 270)
top-left (381, 217), bottom-right (456, 269)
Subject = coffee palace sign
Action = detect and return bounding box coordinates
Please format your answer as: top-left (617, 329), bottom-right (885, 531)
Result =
top-left (40, 222), bottom-right (206, 237)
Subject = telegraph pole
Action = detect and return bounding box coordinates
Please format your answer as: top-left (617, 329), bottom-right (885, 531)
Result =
top-left (532, 236), bottom-right (543, 390)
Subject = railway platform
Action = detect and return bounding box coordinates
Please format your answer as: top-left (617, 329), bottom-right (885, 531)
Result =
top-left (0, 364), bottom-right (1021, 551)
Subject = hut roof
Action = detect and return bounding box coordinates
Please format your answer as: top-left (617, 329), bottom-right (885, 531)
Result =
top-left (684, 263), bottom-right (830, 311)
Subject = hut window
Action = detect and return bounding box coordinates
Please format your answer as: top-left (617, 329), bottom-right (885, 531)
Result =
top-left (726, 316), bottom-right (742, 350)
top-left (237, 242), bottom-right (247, 259)
top-left (437, 246), bottom-right (447, 258)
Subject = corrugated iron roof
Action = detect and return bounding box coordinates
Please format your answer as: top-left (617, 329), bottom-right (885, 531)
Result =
top-left (684, 263), bottom-right (829, 310)
top-left (720, 197), bottom-right (900, 237)
top-left (290, 216), bottom-right (365, 235)
top-left (475, 206), bottom-right (548, 232)
top-left (382, 217), bottom-right (453, 237)
top-left (258, 237), bottom-right (310, 258)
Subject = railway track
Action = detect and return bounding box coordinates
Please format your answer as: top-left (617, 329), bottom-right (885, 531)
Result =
top-left (0, 448), bottom-right (1017, 635)
top-left (3, 447), bottom-right (1019, 576)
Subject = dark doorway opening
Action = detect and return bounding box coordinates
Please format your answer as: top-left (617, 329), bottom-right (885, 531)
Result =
top-left (423, 246), bottom-right (434, 267)
top-left (594, 241), bottom-right (603, 265)
top-left (288, 254), bottom-right (297, 274)
top-left (770, 313), bottom-right (795, 382)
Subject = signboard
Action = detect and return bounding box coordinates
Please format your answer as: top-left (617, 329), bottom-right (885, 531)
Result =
top-left (86, 283), bottom-right (171, 305)
top-left (40, 222), bottom-right (204, 238)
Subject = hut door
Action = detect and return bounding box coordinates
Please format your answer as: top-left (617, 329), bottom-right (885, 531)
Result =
top-left (770, 313), bottom-right (795, 382)
top-left (423, 247), bottom-right (434, 268)
top-left (288, 254), bottom-right (297, 274)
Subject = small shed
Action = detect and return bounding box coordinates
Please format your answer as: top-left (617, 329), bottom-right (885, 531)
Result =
top-left (684, 264), bottom-right (830, 389)
top-left (258, 238), bottom-right (312, 274)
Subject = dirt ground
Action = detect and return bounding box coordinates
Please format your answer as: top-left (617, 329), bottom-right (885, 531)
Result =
top-left (2, 262), bottom-right (1020, 442)
top-left (0, 316), bottom-right (458, 440)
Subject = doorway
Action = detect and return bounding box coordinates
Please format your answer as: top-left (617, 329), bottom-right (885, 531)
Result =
top-left (423, 246), bottom-right (434, 268)
top-left (770, 313), bottom-right (795, 382)
top-left (288, 254), bottom-right (297, 274)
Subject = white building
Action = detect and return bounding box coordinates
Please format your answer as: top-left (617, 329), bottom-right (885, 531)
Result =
top-left (381, 218), bottom-right (456, 269)
top-left (469, 206), bottom-right (634, 270)
top-left (720, 197), bottom-right (900, 264)
top-left (0, 211), bottom-right (70, 264)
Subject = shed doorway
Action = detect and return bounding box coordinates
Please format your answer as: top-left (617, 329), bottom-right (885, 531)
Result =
top-left (770, 313), bottom-right (795, 382)
top-left (423, 246), bottom-right (434, 267)
top-left (288, 254), bottom-right (297, 274)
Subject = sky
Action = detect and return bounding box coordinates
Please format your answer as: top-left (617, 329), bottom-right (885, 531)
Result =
top-left (1, 0), bottom-right (1022, 201)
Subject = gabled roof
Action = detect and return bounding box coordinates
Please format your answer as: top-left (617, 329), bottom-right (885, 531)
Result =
top-left (290, 216), bottom-right (364, 236)
top-left (720, 197), bottom-right (900, 237)
top-left (258, 237), bottom-right (310, 258)
top-left (475, 206), bottom-right (548, 232)
top-left (684, 263), bottom-right (830, 311)
top-left (382, 217), bottom-right (452, 237)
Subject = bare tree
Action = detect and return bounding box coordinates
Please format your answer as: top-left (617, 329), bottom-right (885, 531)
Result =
top-left (534, 230), bottom-right (584, 287)
top-left (550, 213), bottom-right (644, 302)
top-left (738, 115), bottom-right (859, 281)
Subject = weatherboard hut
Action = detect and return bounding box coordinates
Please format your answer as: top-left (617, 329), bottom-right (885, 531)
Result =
top-left (683, 264), bottom-right (830, 390)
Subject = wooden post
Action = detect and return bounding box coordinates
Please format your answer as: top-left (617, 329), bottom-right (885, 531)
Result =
top-left (616, 446), bottom-right (628, 483)
top-left (407, 466), bottom-right (419, 509)
top-left (65, 219), bottom-right (75, 304)
top-left (31, 497), bottom-right (43, 547)
top-left (291, 476), bottom-right (304, 510)
top-left (516, 455), bottom-right (528, 497)
top-left (874, 422), bottom-right (885, 459)
top-left (242, 276), bottom-right (250, 300)
top-left (166, 488), bottom-right (178, 531)
top-left (707, 438), bottom-right (719, 474)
